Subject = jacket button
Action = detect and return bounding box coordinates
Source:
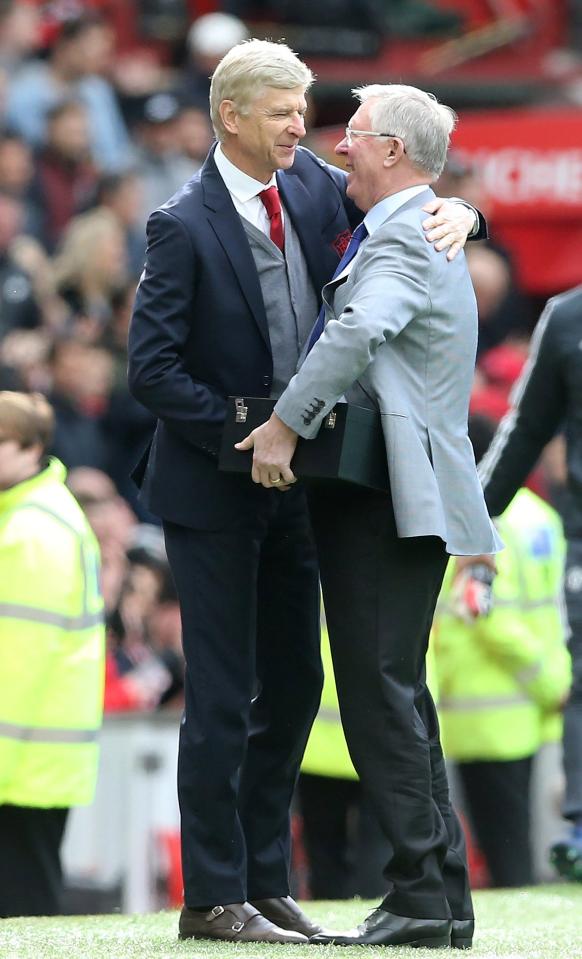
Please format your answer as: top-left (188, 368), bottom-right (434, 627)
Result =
top-left (262, 376), bottom-right (271, 387)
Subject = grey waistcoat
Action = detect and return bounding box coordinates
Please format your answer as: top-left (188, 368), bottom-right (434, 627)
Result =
top-left (242, 216), bottom-right (319, 399)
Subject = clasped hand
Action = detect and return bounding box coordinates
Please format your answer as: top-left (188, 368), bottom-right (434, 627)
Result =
top-left (235, 412), bottom-right (299, 490)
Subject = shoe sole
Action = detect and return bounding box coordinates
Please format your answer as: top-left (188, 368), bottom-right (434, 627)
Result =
top-left (178, 930), bottom-right (306, 944)
top-left (409, 937), bottom-right (452, 949)
top-left (313, 935), bottom-right (451, 948)
top-left (451, 937), bottom-right (473, 949)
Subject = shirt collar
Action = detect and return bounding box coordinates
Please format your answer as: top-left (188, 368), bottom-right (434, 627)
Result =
top-left (214, 143), bottom-right (277, 203)
top-left (364, 184), bottom-right (429, 236)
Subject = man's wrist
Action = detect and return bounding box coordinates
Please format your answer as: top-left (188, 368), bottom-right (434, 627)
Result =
top-left (271, 411), bottom-right (297, 439)
top-left (448, 197), bottom-right (479, 237)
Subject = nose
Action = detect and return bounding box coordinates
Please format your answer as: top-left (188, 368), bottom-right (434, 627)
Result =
top-left (289, 112), bottom-right (306, 138)
top-left (335, 135), bottom-right (348, 156)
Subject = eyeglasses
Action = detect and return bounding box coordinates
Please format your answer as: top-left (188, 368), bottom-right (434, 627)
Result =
top-left (344, 127), bottom-right (404, 148)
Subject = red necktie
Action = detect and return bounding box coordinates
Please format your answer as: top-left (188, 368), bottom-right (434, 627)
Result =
top-left (259, 186), bottom-right (285, 252)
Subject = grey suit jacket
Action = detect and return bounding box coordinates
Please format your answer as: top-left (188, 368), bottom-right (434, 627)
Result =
top-left (275, 187), bottom-right (502, 556)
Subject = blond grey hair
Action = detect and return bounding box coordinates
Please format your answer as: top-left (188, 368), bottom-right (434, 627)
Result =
top-left (352, 84), bottom-right (456, 180)
top-left (210, 39), bottom-right (314, 141)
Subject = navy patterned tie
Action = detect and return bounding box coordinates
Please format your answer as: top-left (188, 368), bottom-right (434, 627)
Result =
top-left (307, 222), bottom-right (368, 353)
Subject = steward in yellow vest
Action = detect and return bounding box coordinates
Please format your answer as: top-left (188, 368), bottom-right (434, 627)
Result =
top-left (434, 477), bottom-right (571, 887)
top-left (436, 487), bottom-right (570, 763)
top-left (0, 392), bottom-right (105, 917)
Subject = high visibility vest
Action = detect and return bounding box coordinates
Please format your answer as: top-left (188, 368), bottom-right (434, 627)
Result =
top-left (0, 458), bottom-right (105, 807)
top-left (434, 489), bottom-right (571, 762)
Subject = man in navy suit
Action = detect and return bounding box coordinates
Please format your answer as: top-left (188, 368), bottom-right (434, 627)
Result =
top-left (128, 38), bottom-right (481, 944)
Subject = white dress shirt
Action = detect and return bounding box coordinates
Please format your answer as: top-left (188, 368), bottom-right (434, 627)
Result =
top-left (213, 143), bottom-right (285, 238)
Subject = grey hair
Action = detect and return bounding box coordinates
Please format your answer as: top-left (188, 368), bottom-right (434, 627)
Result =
top-left (352, 84), bottom-right (456, 180)
top-left (210, 39), bottom-right (314, 142)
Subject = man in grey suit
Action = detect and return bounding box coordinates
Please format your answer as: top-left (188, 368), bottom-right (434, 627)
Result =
top-left (238, 83), bottom-right (501, 948)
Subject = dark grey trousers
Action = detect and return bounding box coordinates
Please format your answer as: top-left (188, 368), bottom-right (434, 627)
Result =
top-left (307, 482), bottom-right (473, 921)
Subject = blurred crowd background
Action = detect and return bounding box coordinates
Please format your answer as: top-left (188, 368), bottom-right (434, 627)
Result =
top-left (1, 0), bottom-right (582, 901)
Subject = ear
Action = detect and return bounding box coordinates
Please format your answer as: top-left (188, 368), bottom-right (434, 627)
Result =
top-left (383, 137), bottom-right (404, 168)
top-left (219, 100), bottom-right (239, 136)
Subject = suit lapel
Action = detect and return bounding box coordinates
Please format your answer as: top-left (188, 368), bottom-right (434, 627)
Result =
top-left (321, 187), bottom-right (435, 315)
top-left (201, 151), bottom-right (270, 350)
top-left (277, 171), bottom-right (329, 297)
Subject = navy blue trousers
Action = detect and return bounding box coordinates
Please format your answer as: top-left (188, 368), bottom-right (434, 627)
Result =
top-left (163, 483), bottom-right (322, 907)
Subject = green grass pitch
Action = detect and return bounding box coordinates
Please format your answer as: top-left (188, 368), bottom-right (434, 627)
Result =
top-left (1, 886), bottom-right (581, 959)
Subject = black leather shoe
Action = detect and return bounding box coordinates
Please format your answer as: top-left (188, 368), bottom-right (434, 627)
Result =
top-left (250, 896), bottom-right (323, 936)
top-left (451, 918), bottom-right (474, 949)
top-left (309, 907), bottom-right (451, 948)
top-left (179, 902), bottom-right (308, 943)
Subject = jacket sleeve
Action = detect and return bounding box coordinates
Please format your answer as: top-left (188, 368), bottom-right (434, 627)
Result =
top-left (473, 607), bottom-right (571, 712)
top-left (472, 516), bottom-right (571, 712)
top-left (470, 205), bottom-right (487, 241)
top-left (479, 298), bottom-right (567, 517)
top-left (128, 209), bottom-right (227, 452)
top-left (274, 220), bottom-right (430, 438)
top-left (309, 152), bottom-right (362, 231)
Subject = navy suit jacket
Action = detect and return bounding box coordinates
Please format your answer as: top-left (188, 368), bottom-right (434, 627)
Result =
top-left (128, 145), bottom-right (360, 528)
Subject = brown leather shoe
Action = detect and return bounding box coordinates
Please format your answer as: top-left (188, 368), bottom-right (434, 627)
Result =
top-left (178, 902), bottom-right (308, 943)
top-left (250, 896), bottom-right (323, 937)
